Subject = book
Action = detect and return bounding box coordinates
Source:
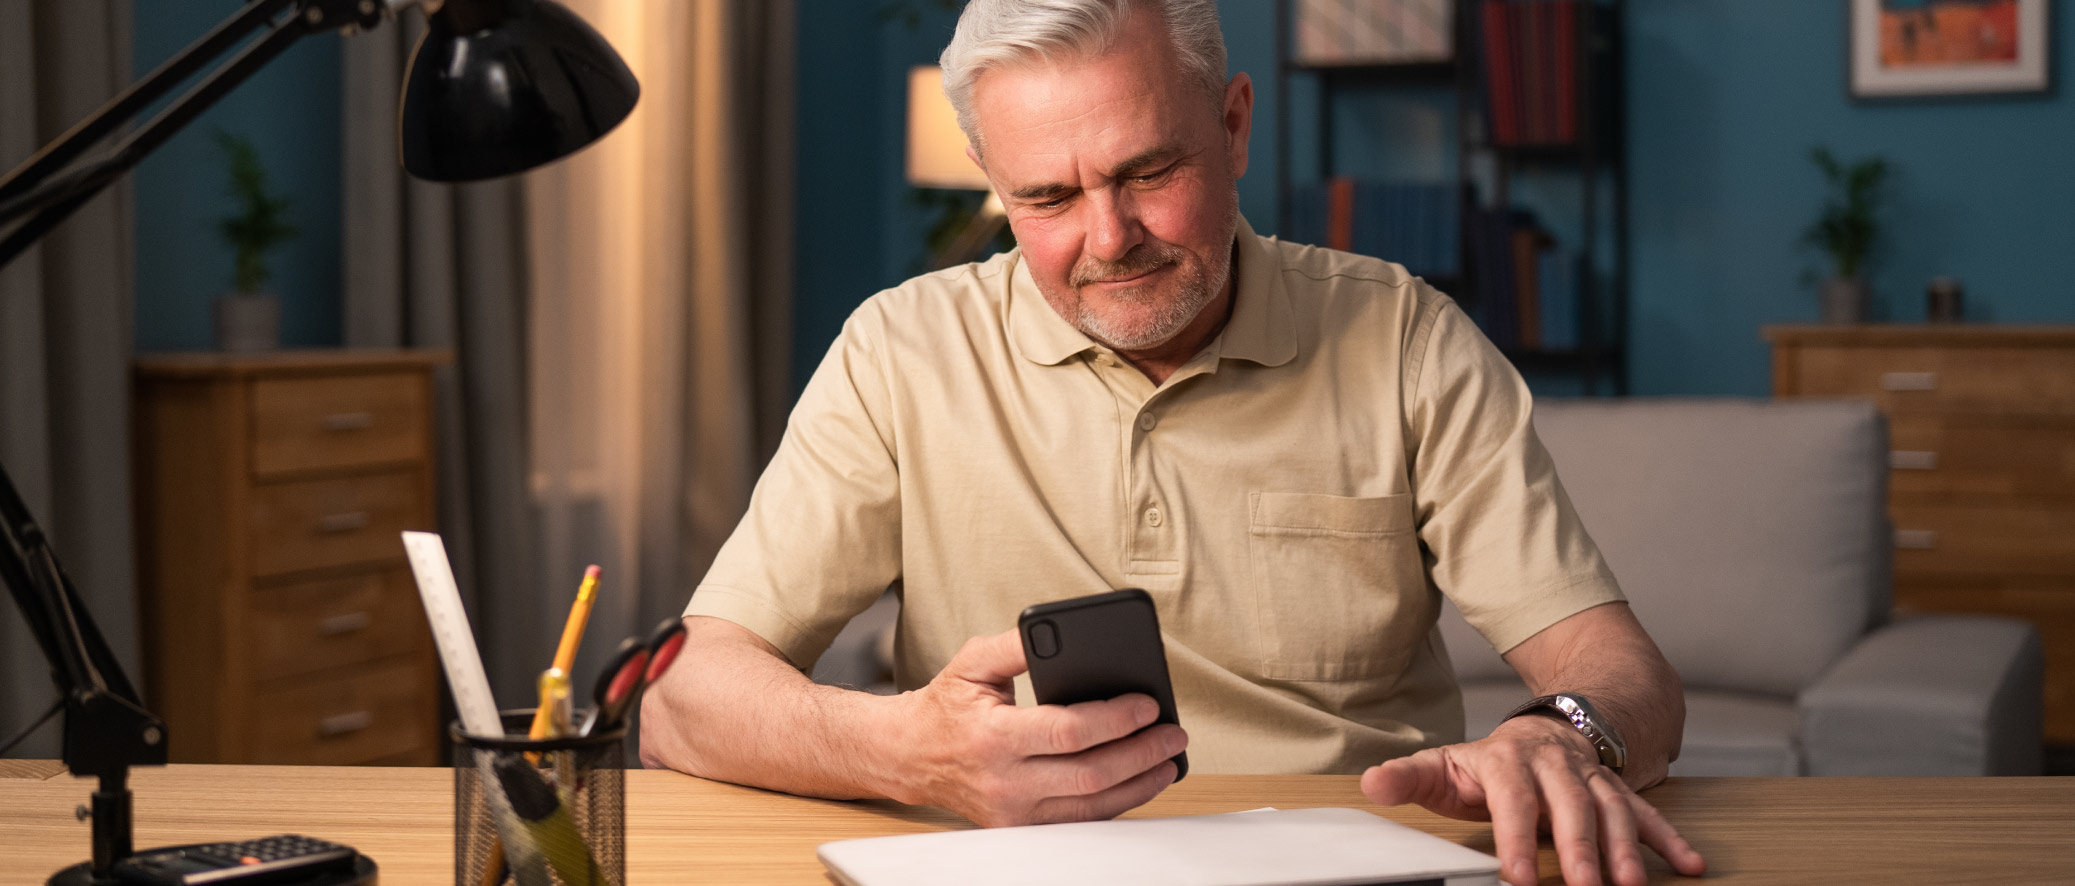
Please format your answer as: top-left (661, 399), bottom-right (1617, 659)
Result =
top-left (1538, 248), bottom-right (1578, 351)
top-left (1511, 222), bottom-right (1545, 349)
top-left (1293, 0), bottom-right (1455, 66)
top-left (1480, 2), bottom-right (1518, 144)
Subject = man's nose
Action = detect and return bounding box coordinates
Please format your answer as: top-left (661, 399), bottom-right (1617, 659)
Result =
top-left (1084, 188), bottom-right (1144, 263)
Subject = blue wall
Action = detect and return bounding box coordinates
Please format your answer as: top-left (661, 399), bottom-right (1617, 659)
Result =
top-left (1625, 2), bottom-right (2075, 395)
top-left (794, 1), bottom-right (2075, 397)
top-left (132, 0), bottom-right (342, 352)
top-left (792, 1), bottom-right (970, 391)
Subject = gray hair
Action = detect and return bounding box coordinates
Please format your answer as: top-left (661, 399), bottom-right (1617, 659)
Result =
top-left (940, 0), bottom-right (1228, 149)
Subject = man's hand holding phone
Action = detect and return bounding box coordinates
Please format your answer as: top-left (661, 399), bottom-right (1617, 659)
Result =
top-left (884, 629), bottom-right (1187, 827)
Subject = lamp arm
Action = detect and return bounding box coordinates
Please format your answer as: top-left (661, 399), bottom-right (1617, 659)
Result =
top-left (0, 0), bottom-right (394, 269)
top-left (0, 12), bottom-right (314, 268)
top-left (0, 0), bottom-right (297, 210)
top-left (0, 464), bottom-right (88, 695)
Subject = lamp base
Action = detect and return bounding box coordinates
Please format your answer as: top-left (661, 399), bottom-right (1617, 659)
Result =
top-left (48, 853), bottom-right (377, 886)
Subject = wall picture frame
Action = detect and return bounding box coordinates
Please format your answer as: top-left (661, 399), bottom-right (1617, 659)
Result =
top-left (1851, 0), bottom-right (2051, 98)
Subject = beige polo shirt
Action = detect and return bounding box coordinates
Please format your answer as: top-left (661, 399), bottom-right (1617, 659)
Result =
top-left (686, 216), bottom-right (1622, 775)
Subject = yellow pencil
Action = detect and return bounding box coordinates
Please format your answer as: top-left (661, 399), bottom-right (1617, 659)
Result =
top-left (531, 565), bottom-right (600, 742)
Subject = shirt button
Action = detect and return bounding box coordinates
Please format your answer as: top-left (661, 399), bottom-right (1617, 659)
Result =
top-left (1138, 412), bottom-right (1157, 431)
top-left (1145, 507), bottom-right (1164, 527)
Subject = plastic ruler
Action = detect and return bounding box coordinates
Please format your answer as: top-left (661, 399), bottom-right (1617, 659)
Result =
top-left (401, 531), bottom-right (547, 885)
top-left (402, 531), bottom-right (504, 738)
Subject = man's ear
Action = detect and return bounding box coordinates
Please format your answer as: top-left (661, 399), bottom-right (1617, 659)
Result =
top-left (965, 145), bottom-right (984, 173)
top-left (1222, 72), bottom-right (1254, 180)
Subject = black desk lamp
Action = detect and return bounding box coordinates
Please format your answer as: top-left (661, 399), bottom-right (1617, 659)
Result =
top-left (0, 1), bottom-right (635, 882)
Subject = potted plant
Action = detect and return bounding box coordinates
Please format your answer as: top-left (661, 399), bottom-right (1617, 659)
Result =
top-left (1803, 146), bottom-right (1888, 324)
top-left (214, 130), bottom-right (296, 351)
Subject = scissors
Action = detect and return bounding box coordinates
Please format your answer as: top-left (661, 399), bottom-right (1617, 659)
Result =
top-left (581, 618), bottom-right (687, 736)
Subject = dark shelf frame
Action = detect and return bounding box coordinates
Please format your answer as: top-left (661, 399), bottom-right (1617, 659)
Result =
top-left (1273, 0), bottom-right (1630, 395)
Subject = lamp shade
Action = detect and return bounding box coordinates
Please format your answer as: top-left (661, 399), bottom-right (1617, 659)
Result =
top-left (906, 66), bottom-right (991, 191)
top-left (400, 0), bottom-right (640, 182)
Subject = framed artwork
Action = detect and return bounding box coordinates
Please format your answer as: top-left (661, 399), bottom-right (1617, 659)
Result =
top-left (1293, 0), bottom-right (1454, 66)
top-left (1851, 0), bottom-right (2051, 98)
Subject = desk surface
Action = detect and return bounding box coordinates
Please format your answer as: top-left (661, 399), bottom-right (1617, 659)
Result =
top-left (2, 765), bottom-right (2069, 885)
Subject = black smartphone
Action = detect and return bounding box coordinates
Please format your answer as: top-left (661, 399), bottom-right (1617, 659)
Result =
top-left (1018, 588), bottom-right (1187, 782)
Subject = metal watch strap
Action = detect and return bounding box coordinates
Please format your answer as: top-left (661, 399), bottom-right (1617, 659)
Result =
top-left (1503, 692), bottom-right (1627, 773)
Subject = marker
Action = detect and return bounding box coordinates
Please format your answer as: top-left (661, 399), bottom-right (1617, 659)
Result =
top-left (493, 754), bottom-right (600, 886)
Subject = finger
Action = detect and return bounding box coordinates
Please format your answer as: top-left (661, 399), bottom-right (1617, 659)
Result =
top-left (1027, 759), bottom-right (1179, 825)
top-left (1015, 693), bottom-right (1160, 755)
top-left (1478, 756), bottom-right (1544, 886)
top-left (1585, 772), bottom-right (1644, 886)
top-left (1025, 723), bottom-right (1186, 797)
top-left (1533, 762), bottom-right (1601, 886)
top-left (940, 629), bottom-right (1029, 686)
top-left (1360, 751), bottom-right (1487, 821)
top-left (1629, 792), bottom-right (1707, 877)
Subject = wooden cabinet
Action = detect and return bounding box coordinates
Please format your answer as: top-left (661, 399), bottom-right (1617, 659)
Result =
top-left (133, 350), bottom-right (449, 764)
top-left (1768, 326), bottom-right (2075, 743)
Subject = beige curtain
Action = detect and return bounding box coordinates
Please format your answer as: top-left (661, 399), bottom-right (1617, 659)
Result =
top-left (342, 14), bottom-right (543, 703)
top-left (525, 0), bottom-right (795, 673)
top-left (0, 0), bottom-right (137, 758)
top-left (345, 0), bottom-right (795, 704)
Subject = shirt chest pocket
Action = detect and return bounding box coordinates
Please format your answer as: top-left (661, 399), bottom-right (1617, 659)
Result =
top-left (1246, 492), bottom-right (1432, 682)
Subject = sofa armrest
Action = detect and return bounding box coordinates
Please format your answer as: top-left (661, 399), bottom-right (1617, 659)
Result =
top-left (1798, 614), bottom-right (2042, 776)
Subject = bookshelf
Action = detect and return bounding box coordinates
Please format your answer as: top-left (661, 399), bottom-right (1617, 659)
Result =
top-left (1273, 0), bottom-right (1629, 394)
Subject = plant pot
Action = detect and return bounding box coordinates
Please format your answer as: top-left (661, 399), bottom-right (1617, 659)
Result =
top-left (215, 291), bottom-right (280, 352)
top-left (1819, 276), bottom-right (1868, 325)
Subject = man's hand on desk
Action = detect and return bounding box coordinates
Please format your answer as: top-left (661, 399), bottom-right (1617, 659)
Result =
top-left (1360, 716), bottom-right (1706, 886)
top-left (884, 629), bottom-right (1187, 827)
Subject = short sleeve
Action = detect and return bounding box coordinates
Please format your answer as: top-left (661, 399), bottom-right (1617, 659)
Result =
top-left (685, 299), bottom-right (904, 671)
top-left (1403, 293), bottom-right (1623, 654)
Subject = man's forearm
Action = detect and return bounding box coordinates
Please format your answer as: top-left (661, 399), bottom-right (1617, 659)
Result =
top-left (1505, 602), bottom-right (1686, 790)
top-left (639, 616), bottom-right (905, 801)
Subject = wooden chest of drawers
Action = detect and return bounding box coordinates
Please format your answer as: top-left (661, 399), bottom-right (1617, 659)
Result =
top-left (133, 351), bottom-right (448, 764)
top-left (1768, 326), bottom-right (2075, 743)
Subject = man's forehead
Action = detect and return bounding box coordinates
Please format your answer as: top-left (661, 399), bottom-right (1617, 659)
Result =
top-left (969, 50), bottom-right (1200, 184)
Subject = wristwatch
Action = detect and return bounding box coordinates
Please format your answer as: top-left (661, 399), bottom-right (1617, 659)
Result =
top-left (1503, 692), bottom-right (1626, 773)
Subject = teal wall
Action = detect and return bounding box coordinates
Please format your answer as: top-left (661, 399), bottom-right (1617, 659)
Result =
top-left (132, 0), bottom-right (343, 352)
top-left (792, 0), bottom-right (967, 391)
top-left (1622, 1), bottom-right (2075, 395)
top-left (794, 1), bottom-right (2075, 397)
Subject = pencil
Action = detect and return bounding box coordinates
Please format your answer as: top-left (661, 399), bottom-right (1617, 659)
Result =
top-left (530, 565), bottom-right (600, 741)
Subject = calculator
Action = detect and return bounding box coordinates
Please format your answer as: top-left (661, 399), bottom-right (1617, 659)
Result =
top-left (111, 835), bottom-right (359, 886)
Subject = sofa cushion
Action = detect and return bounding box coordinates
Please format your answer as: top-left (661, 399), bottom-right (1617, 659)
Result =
top-left (1457, 678), bottom-right (1801, 777)
top-left (1494, 398), bottom-right (1889, 697)
top-left (1673, 690), bottom-right (1802, 777)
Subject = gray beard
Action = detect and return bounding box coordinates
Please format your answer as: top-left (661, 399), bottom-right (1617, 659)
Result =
top-left (1071, 256), bottom-right (1222, 350)
top-left (1062, 201), bottom-right (1238, 351)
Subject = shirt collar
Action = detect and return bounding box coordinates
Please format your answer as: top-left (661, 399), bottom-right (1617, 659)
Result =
top-left (1006, 213), bottom-right (1295, 368)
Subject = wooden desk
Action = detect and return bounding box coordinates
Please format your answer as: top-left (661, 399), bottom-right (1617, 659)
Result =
top-left (3, 765), bottom-right (2069, 884)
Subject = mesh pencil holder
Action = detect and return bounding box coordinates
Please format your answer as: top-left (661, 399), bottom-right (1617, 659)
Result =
top-left (453, 710), bottom-right (627, 886)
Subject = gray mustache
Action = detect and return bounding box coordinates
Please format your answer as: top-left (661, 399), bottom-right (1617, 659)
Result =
top-left (1071, 244), bottom-right (1182, 287)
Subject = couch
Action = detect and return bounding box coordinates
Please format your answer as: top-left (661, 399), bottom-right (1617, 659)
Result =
top-left (1441, 398), bottom-right (2043, 776)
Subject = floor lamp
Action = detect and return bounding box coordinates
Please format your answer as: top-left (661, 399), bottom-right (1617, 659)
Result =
top-left (0, 1), bottom-right (637, 882)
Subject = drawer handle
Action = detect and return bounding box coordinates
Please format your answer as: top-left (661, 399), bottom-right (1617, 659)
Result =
top-left (1889, 450), bottom-right (1939, 471)
top-left (318, 711), bottom-right (373, 737)
top-left (1895, 529), bottom-right (1938, 550)
top-left (321, 411), bottom-right (376, 431)
top-left (318, 611), bottom-right (373, 636)
top-left (1882, 372), bottom-right (1937, 392)
top-left (316, 512), bottom-right (370, 533)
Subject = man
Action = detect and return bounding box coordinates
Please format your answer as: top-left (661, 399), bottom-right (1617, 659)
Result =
top-left (642, 2), bottom-right (1706, 885)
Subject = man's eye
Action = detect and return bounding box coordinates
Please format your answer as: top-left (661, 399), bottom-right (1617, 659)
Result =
top-left (1130, 167), bottom-right (1174, 185)
top-left (1031, 197), bottom-right (1069, 210)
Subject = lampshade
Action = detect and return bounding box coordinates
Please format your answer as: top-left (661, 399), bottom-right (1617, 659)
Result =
top-left (400, 0), bottom-right (641, 182)
top-left (906, 66), bottom-right (992, 191)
